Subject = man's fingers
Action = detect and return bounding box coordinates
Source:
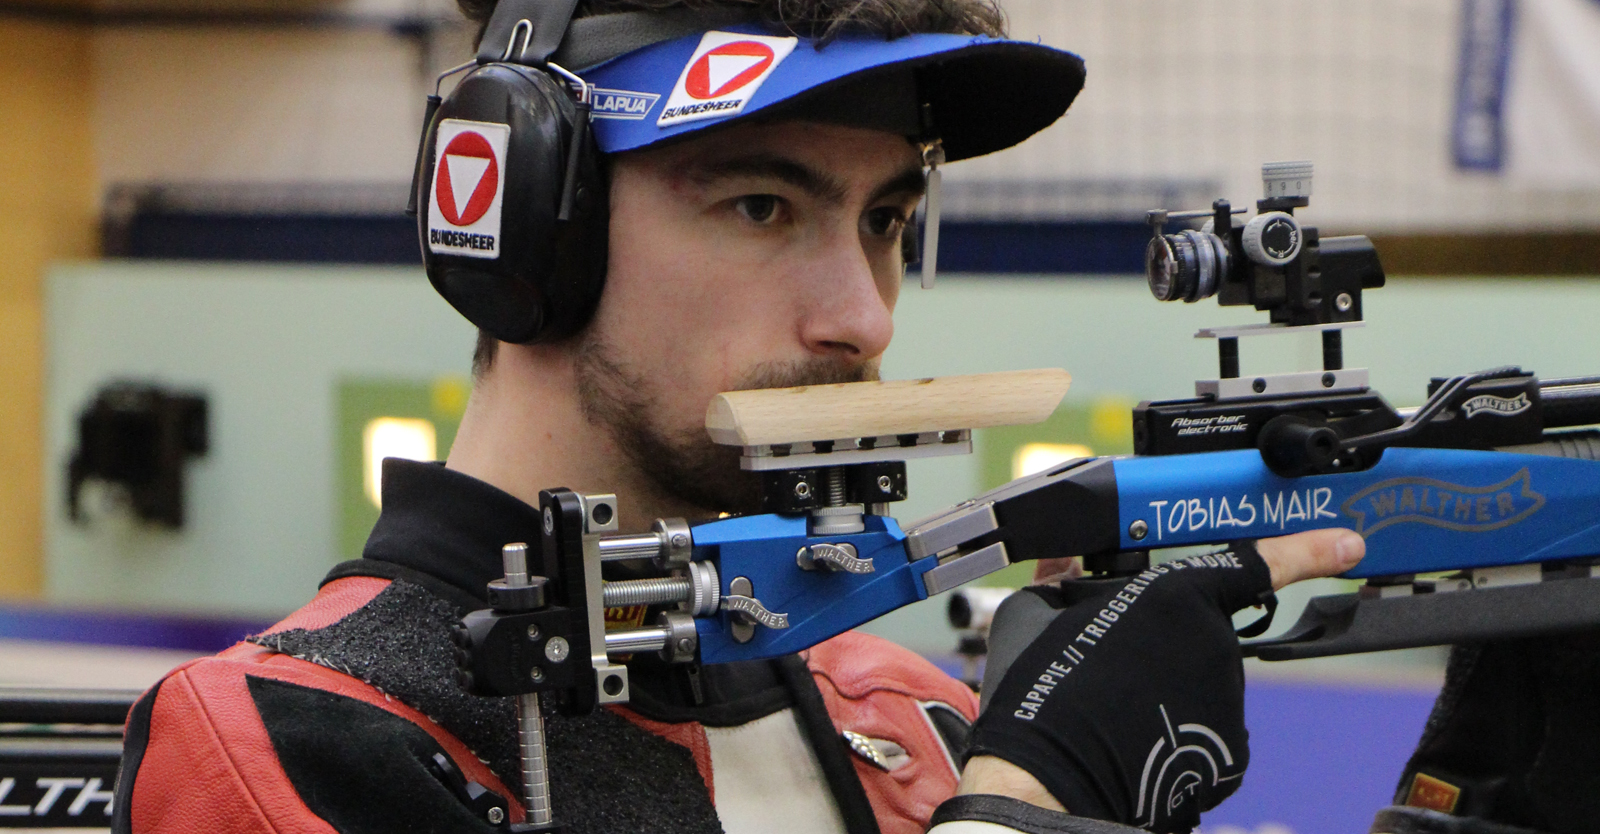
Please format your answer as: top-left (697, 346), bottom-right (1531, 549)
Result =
top-left (1253, 528), bottom-right (1365, 590)
top-left (1031, 556), bottom-right (1083, 585)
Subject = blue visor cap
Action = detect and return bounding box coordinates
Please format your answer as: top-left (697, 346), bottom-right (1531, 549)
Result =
top-left (579, 24), bottom-right (1084, 163)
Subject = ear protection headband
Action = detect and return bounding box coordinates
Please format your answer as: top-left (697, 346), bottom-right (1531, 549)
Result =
top-left (410, 0), bottom-right (607, 345)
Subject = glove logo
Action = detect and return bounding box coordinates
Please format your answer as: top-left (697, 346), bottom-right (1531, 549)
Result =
top-left (1340, 468), bottom-right (1545, 536)
top-left (427, 119), bottom-right (510, 260)
top-left (658, 31), bottom-right (798, 127)
top-left (1136, 705), bottom-right (1239, 830)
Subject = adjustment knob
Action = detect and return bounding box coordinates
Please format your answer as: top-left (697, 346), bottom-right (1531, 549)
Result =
top-left (1261, 160), bottom-right (1313, 201)
top-left (1241, 211), bottom-right (1302, 267)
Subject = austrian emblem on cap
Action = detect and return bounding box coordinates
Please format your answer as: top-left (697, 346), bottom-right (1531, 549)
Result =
top-left (658, 31), bottom-right (798, 128)
top-left (427, 119), bottom-right (510, 259)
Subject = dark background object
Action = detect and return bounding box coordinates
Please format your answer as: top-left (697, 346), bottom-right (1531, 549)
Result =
top-left (67, 383), bottom-right (208, 529)
top-left (102, 182), bottom-right (1600, 275)
top-left (0, 688), bottom-right (136, 829)
top-left (102, 183), bottom-right (422, 265)
top-left (103, 183), bottom-right (1159, 273)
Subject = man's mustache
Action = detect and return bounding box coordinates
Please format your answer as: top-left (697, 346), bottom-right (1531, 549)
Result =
top-left (730, 359), bottom-right (881, 393)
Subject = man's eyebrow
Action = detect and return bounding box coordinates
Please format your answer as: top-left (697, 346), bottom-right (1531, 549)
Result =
top-left (869, 166), bottom-right (927, 205)
top-left (687, 154), bottom-right (850, 204)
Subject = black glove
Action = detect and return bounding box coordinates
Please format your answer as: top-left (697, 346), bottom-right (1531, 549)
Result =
top-left (967, 543), bottom-right (1274, 834)
top-left (1378, 629), bottom-right (1600, 834)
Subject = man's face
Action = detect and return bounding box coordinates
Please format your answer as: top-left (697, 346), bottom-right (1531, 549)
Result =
top-left (574, 120), bottom-right (925, 514)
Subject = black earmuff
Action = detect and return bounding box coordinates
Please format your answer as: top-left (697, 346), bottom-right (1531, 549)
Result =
top-left (412, 0), bottom-right (608, 345)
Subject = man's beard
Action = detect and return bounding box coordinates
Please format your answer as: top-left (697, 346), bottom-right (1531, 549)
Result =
top-left (575, 336), bottom-right (879, 516)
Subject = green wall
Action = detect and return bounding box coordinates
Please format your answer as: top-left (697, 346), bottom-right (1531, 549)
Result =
top-left (46, 263), bottom-right (475, 616)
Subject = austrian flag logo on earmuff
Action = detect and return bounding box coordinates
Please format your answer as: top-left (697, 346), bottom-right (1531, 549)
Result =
top-left (428, 119), bottom-right (511, 259)
top-left (658, 31), bottom-right (797, 128)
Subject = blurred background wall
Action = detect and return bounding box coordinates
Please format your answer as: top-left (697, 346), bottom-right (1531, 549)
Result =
top-left (0, 13), bottom-right (96, 599)
top-left (971, 0), bottom-right (1600, 233)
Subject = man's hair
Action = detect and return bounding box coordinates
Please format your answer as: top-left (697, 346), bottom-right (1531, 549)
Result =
top-left (462, 0), bottom-right (1007, 377)
top-left (457, 0), bottom-right (1006, 44)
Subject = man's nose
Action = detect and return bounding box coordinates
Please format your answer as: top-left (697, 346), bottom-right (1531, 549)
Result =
top-left (797, 234), bottom-right (895, 361)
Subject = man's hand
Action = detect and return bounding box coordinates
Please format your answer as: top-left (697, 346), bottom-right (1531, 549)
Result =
top-left (957, 529), bottom-right (1364, 832)
top-left (1254, 528), bottom-right (1366, 591)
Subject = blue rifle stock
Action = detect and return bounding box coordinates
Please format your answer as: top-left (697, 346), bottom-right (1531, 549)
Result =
top-left (685, 406), bottom-right (1600, 664)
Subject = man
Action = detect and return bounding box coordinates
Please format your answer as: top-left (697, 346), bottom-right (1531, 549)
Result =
top-left (111, 2), bottom-right (1360, 833)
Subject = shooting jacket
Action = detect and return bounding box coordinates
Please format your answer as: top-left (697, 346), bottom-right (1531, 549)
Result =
top-left (111, 460), bottom-right (978, 834)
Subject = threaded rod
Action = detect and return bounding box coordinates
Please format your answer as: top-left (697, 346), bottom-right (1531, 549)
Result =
top-left (826, 467), bottom-right (847, 505)
top-left (517, 692), bottom-right (552, 826)
top-left (603, 576), bottom-right (692, 607)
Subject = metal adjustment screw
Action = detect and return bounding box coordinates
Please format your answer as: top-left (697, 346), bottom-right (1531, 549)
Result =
top-left (810, 504), bottom-right (866, 535)
top-left (487, 807), bottom-right (505, 825)
top-left (545, 636), bottom-right (570, 663)
top-left (530, 666), bottom-right (545, 683)
top-left (502, 543), bottom-right (530, 585)
top-left (543, 506), bottom-right (554, 534)
top-left (877, 475), bottom-right (892, 491)
top-left (1129, 520), bottom-right (1149, 541)
top-left (657, 611), bottom-right (698, 664)
top-left (687, 560), bottom-right (721, 616)
top-left (1252, 378), bottom-right (1267, 393)
top-left (526, 624), bottom-right (541, 641)
top-left (1335, 292), bottom-right (1353, 312)
top-left (1322, 372), bottom-right (1337, 388)
top-left (723, 576), bottom-right (791, 643)
top-left (794, 481), bottom-right (812, 499)
top-left (652, 517), bottom-right (693, 570)
top-left (797, 542), bottom-right (875, 574)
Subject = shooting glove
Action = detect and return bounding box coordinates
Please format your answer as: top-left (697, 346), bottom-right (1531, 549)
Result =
top-left (965, 543), bottom-right (1273, 833)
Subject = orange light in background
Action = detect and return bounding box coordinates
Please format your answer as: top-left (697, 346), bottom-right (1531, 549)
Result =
top-left (363, 417), bottom-right (437, 508)
top-left (1012, 442), bottom-right (1094, 479)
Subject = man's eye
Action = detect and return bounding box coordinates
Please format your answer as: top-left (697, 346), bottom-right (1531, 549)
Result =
top-left (735, 195), bottom-right (781, 224)
top-left (862, 207), bottom-right (907, 237)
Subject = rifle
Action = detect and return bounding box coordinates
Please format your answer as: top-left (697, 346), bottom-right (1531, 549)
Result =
top-left (453, 162), bottom-right (1600, 828)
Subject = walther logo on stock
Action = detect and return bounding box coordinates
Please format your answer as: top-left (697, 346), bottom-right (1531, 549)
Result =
top-left (1341, 469), bottom-right (1545, 536)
